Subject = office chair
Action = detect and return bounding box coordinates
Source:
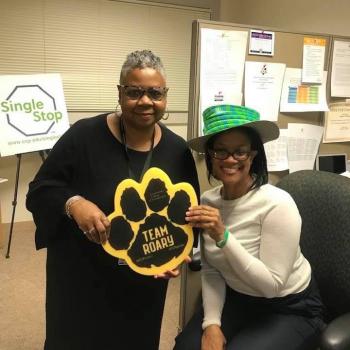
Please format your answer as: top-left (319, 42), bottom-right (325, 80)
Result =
top-left (276, 170), bottom-right (350, 350)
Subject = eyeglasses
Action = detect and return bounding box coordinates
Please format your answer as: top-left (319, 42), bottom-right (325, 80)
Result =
top-left (209, 148), bottom-right (257, 161)
top-left (118, 85), bottom-right (168, 101)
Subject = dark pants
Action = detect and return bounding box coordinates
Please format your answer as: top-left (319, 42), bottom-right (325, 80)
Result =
top-left (44, 237), bottom-right (167, 350)
top-left (174, 279), bottom-right (325, 350)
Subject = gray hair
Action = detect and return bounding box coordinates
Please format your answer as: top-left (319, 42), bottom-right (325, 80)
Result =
top-left (119, 50), bottom-right (166, 84)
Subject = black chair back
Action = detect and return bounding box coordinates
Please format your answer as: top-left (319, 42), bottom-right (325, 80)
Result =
top-left (277, 170), bottom-right (350, 321)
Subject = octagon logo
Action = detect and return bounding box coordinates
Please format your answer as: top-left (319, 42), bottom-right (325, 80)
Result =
top-left (1, 85), bottom-right (63, 136)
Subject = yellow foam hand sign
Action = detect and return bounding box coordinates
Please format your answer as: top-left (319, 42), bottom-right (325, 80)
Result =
top-left (102, 167), bottom-right (197, 275)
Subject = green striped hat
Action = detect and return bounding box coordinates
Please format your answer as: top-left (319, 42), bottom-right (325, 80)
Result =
top-left (188, 104), bottom-right (279, 152)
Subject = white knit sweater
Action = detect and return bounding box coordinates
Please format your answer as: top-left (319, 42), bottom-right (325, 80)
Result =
top-left (200, 184), bottom-right (311, 329)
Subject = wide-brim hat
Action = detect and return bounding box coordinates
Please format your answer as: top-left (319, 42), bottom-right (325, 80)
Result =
top-left (188, 104), bottom-right (280, 153)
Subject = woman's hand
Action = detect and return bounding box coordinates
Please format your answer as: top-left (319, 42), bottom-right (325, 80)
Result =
top-left (154, 256), bottom-right (191, 279)
top-left (201, 325), bottom-right (226, 350)
top-left (186, 205), bottom-right (225, 243)
top-left (69, 198), bottom-right (111, 244)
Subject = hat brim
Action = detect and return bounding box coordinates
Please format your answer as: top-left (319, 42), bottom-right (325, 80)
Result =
top-left (188, 120), bottom-right (280, 153)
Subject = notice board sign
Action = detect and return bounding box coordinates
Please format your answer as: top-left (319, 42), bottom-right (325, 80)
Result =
top-left (0, 73), bottom-right (70, 157)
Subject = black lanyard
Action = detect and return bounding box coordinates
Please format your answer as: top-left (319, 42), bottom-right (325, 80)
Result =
top-left (119, 117), bottom-right (155, 181)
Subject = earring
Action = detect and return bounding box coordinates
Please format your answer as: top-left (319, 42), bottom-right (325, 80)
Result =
top-left (161, 110), bottom-right (169, 120)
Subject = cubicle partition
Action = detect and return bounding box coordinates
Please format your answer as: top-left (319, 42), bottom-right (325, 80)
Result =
top-left (179, 19), bottom-right (350, 330)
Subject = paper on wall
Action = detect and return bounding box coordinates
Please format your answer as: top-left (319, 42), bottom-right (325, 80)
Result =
top-left (302, 37), bottom-right (326, 84)
top-left (245, 61), bottom-right (285, 121)
top-left (331, 40), bottom-right (350, 97)
top-left (280, 68), bottom-right (328, 112)
top-left (264, 129), bottom-right (288, 171)
top-left (287, 123), bottom-right (324, 173)
top-left (248, 29), bottom-right (275, 56)
top-left (323, 102), bottom-right (350, 143)
top-left (199, 28), bottom-right (247, 135)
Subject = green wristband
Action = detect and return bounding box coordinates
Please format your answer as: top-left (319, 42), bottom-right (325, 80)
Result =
top-left (215, 228), bottom-right (229, 248)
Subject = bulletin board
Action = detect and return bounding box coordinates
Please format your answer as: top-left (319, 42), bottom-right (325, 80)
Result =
top-left (188, 19), bottom-right (350, 191)
top-left (180, 19), bottom-right (350, 329)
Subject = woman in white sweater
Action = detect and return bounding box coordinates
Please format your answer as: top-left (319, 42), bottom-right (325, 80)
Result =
top-left (174, 105), bottom-right (325, 350)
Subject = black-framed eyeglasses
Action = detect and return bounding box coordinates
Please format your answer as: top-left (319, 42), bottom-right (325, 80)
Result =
top-left (209, 148), bottom-right (257, 161)
top-left (118, 85), bottom-right (168, 101)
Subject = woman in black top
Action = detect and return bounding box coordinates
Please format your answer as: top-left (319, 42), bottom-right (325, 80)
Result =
top-left (26, 50), bottom-right (199, 350)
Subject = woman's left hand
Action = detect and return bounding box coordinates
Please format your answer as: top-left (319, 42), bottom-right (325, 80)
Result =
top-left (186, 205), bottom-right (226, 243)
top-left (154, 256), bottom-right (191, 279)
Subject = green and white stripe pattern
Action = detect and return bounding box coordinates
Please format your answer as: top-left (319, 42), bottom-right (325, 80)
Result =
top-left (203, 105), bottom-right (260, 136)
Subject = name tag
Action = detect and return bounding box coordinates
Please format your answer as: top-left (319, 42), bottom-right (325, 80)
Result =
top-left (118, 258), bottom-right (128, 266)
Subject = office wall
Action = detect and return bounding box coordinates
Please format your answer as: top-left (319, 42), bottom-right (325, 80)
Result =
top-left (218, 0), bottom-right (240, 23)
top-left (220, 0), bottom-right (350, 36)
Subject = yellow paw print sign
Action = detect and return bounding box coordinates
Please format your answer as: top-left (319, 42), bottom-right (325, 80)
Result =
top-left (102, 167), bottom-right (197, 275)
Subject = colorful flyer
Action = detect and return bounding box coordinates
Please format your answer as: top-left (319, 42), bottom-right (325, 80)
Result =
top-left (280, 68), bottom-right (329, 112)
top-left (249, 29), bottom-right (275, 56)
top-left (302, 37), bottom-right (326, 84)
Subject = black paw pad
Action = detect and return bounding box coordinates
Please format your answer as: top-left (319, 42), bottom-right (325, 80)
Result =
top-left (167, 190), bottom-right (191, 225)
top-left (109, 216), bottom-right (134, 250)
top-left (120, 187), bottom-right (147, 221)
top-left (144, 179), bottom-right (170, 212)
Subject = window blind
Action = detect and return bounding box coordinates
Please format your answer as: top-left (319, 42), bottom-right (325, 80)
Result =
top-left (0, 0), bottom-right (210, 111)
